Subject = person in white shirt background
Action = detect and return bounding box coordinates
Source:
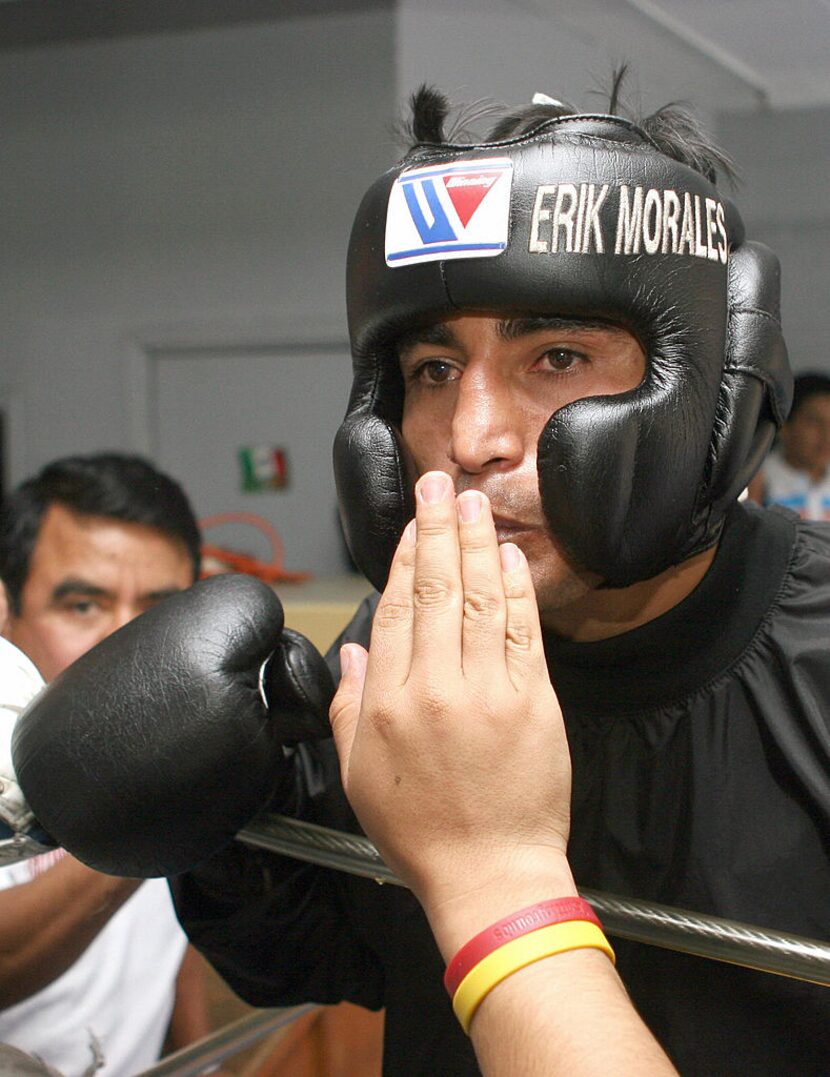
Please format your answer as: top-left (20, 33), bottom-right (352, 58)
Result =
top-left (0, 453), bottom-right (224, 1077)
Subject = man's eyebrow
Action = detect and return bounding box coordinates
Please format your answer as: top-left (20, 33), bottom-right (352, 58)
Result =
top-left (497, 317), bottom-right (629, 340)
top-left (51, 579), bottom-right (110, 601)
top-left (395, 317), bottom-right (629, 354)
top-left (144, 587), bottom-right (184, 602)
top-left (396, 323), bottom-right (459, 356)
top-left (50, 581), bottom-right (184, 603)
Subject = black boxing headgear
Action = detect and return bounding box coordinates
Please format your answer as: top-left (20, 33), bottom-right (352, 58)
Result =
top-left (335, 114), bottom-right (792, 591)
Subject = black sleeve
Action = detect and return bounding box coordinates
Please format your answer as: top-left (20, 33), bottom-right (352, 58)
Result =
top-left (170, 593), bottom-right (384, 1010)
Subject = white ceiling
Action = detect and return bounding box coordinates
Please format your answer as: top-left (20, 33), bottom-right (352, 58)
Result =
top-left (623, 0), bottom-right (830, 109)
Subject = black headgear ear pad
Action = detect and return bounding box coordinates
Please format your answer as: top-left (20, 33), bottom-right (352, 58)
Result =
top-left (335, 115), bottom-right (792, 591)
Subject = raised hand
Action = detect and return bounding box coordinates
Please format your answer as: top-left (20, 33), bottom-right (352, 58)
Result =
top-left (330, 470), bottom-right (575, 955)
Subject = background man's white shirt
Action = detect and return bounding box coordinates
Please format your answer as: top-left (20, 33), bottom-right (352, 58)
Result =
top-left (0, 852), bottom-right (187, 1075)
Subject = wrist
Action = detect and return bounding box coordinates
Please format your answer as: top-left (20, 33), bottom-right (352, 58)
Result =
top-left (422, 850), bottom-right (579, 962)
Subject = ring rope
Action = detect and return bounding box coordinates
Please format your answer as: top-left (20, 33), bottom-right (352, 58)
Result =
top-left (239, 813), bottom-right (830, 988)
top-left (140, 1005), bottom-right (315, 1077)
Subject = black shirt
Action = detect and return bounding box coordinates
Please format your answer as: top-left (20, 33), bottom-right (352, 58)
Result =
top-left (174, 503), bottom-right (830, 1075)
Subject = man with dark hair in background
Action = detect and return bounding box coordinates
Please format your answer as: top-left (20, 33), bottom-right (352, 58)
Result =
top-left (0, 453), bottom-right (218, 1075)
top-left (0, 452), bottom-right (201, 680)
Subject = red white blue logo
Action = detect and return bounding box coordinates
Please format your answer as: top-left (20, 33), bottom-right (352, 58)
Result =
top-left (385, 157), bottom-right (513, 267)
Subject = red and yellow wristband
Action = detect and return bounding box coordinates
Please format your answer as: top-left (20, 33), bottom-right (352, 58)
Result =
top-left (444, 898), bottom-right (615, 1035)
top-left (443, 896), bottom-right (602, 997)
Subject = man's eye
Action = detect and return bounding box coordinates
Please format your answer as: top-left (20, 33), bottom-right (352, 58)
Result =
top-left (416, 360), bottom-right (457, 385)
top-left (540, 348), bottom-right (583, 372)
top-left (63, 600), bottom-right (98, 616)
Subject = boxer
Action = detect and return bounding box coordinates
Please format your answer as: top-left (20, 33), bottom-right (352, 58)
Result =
top-left (9, 85), bottom-right (830, 1075)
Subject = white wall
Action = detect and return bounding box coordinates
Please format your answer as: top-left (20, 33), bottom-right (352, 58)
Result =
top-left (0, 11), bottom-right (396, 499)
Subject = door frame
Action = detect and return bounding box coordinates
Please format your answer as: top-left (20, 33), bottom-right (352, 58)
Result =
top-left (122, 316), bottom-right (349, 458)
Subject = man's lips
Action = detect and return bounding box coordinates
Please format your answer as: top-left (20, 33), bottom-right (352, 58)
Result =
top-left (492, 515), bottom-right (541, 542)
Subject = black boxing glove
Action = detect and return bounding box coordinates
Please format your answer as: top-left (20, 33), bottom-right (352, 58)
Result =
top-left (11, 574), bottom-right (334, 878)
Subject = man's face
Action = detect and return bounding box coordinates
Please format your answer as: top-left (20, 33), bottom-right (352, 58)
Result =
top-left (3, 503), bottom-right (195, 682)
top-left (399, 313), bottom-right (646, 617)
top-left (780, 394), bottom-right (830, 480)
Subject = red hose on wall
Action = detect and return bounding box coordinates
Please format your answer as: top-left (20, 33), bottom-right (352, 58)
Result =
top-left (199, 512), bottom-right (310, 583)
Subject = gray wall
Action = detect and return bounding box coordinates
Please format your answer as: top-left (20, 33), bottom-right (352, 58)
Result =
top-left (396, 0), bottom-right (759, 122)
top-left (0, 10), bottom-right (396, 573)
top-left (716, 106), bottom-right (830, 374)
top-left (0, 11), bottom-right (396, 567)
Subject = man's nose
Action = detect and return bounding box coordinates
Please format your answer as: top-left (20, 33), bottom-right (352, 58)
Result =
top-left (110, 605), bottom-right (139, 635)
top-left (448, 366), bottom-right (525, 474)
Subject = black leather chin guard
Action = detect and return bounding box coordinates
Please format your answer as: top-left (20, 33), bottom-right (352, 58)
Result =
top-left (335, 114), bottom-right (792, 590)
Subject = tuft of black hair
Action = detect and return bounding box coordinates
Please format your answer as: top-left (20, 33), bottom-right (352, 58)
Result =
top-left (396, 71), bottom-right (736, 187)
top-left (641, 105), bottom-right (737, 185)
top-left (486, 97), bottom-right (575, 142)
top-left (394, 85), bottom-right (506, 150)
top-left (602, 65), bottom-right (737, 184)
top-left (790, 372), bottom-right (830, 417)
top-left (409, 84), bottom-right (450, 144)
top-left (607, 64), bottom-right (628, 115)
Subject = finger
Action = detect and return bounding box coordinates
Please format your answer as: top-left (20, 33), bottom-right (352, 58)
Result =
top-left (499, 542), bottom-right (549, 688)
top-left (411, 471), bottom-right (463, 671)
top-left (365, 517), bottom-right (417, 689)
top-left (456, 490), bottom-right (508, 678)
top-left (329, 643), bottom-right (369, 786)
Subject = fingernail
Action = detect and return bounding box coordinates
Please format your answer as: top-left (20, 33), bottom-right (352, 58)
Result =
top-left (403, 519), bottom-right (417, 544)
top-left (339, 645), bottom-right (351, 677)
top-left (457, 491), bottom-right (483, 523)
top-left (499, 542), bottom-right (522, 573)
top-left (418, 472), bottom-right (451, 504)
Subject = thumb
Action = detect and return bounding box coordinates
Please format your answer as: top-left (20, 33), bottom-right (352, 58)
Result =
top-left (329, 643), bottom-right (368, 782)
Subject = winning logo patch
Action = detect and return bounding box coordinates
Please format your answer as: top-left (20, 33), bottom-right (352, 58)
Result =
top-left (385, 158), bottom-right (513, 267)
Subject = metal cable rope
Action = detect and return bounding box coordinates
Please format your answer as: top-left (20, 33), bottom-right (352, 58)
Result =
top-left (141, 1006), bottom-right (315, 1077)
top-left (238, 813), bottom-right (830, 988)
top-left (137, 811), bottom-right (830, 1075)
